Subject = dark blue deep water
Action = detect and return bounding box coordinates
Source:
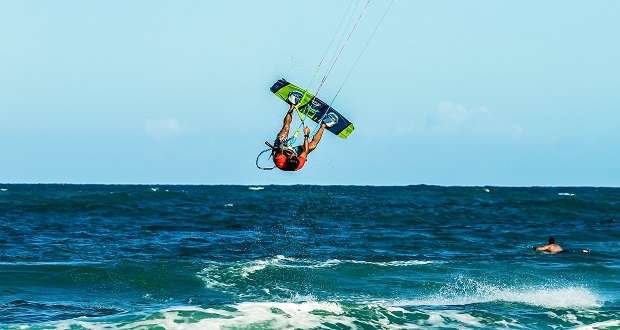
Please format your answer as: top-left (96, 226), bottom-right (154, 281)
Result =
top-left (1, 184), bottom-right (619, 329)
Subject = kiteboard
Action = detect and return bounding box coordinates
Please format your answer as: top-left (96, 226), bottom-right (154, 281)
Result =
top-left (270, 79), bottom-right (354, 139)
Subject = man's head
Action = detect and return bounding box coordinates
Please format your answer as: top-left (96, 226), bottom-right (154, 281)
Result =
top-left (548, 237), bottom-right (555, 244)
top-left (274, 152), bottom-right (300, 171)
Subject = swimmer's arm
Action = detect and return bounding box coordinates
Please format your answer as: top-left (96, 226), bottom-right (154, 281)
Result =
top-left (533, 244), bottom-right (550, 251)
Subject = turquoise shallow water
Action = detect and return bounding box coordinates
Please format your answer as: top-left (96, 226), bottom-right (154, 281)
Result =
top-left (0, 184), bottom-right (618, 329)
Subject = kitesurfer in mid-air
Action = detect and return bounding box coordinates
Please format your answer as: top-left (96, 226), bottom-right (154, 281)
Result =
top-left (272, 94), bottom-right (335, 171)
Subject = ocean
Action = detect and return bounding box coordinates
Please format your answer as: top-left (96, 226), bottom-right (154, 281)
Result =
top-left (0, 184), bottom-right (618, 329)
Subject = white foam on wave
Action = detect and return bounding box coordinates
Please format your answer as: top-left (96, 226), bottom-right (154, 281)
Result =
top-left (201, 255), bottom-right (431, 276)
top-left (199, 256), bottom-right (432, 288)
top-left (198, 255), bottom-right (433, 297)
top-left (59, 301), bottom-right (527, 330)
top-left (199, 255), bottom-right (292, 291)
top-left (32, 299), bottom-right (612, 330)
top-left (239, 255), bottom-right (292, 277)
top-left (574, 319), bottom-right (620, 330)
top-left (264, 256), bottom-right (433, 269)
top-left (83, 301), bottom-right (354, 330)
top-left (350, 260), bottom-right (433, 267)
top-left (396, 276), bottom-right (603, 309)
top-left (427, 309), bottom-right (486, 328)
top-left (248, 186), bottom-right (264, 190)
top-left (121, 301), bottom-right (454, 330)
top-left (502, 287), bottom-right (602, 308)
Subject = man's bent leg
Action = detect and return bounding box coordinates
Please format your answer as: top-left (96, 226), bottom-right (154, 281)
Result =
top-left (277, 104), bottom-right (296, 138)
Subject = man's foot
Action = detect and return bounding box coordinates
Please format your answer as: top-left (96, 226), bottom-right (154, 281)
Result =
top-left (288, 91), bottom-right (302, 105)
top-left (322, 113), bottom-right (338, 128)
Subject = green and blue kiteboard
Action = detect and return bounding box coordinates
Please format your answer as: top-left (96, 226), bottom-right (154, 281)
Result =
top-left (270, 79), bottom-right (354, 139)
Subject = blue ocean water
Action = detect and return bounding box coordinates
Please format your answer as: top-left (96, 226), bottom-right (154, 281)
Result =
top-left (0, 184), bottom-right (618, 329)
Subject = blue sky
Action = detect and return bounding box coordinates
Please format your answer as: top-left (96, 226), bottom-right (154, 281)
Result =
top-left (1, 1), bottom-right (619, 186)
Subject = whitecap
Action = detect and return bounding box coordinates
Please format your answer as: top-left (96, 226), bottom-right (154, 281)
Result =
top-left (349, 260), bottom-right (433, 267)
top-left (395, 276), bottom-right (603, 309)
top-left (120, 301), bottom-right (352, 330)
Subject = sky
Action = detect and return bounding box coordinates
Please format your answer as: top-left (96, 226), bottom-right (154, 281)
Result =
top-left (1, 1), bottom-right (619, 186)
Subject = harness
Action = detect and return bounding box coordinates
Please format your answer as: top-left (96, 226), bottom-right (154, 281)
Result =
top-left (256, 141), bottom-right (277, 170)
top-left (255, 139), bottom-right (297, 170)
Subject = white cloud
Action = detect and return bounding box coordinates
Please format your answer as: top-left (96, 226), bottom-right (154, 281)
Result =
top-left (426, 101), bottom-right (523, 138)
top-left (144, 118), bottom-right (184, 141)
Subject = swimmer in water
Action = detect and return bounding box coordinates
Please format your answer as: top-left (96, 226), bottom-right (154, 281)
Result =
top-left (532, 237), bottom-right (566, 254)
